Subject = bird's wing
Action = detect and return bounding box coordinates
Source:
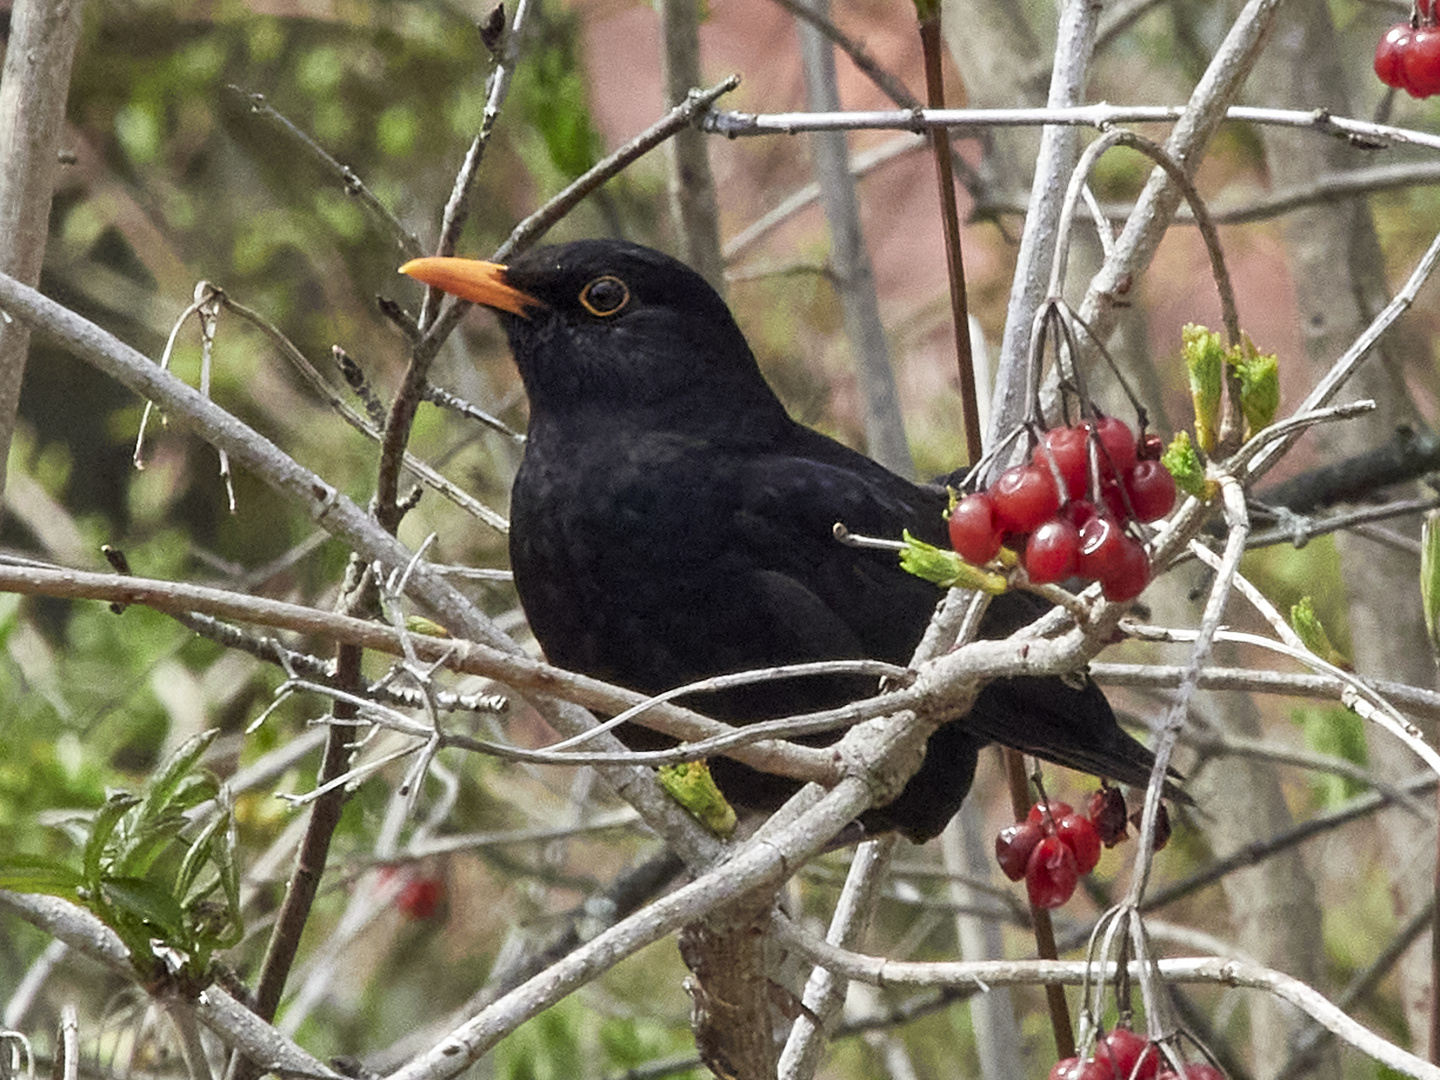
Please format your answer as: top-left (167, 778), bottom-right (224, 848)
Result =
top-left (727, 439), bottom-right (950, 665)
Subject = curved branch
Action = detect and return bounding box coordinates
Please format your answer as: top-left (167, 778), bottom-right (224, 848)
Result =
top-left (769, 917), bottom-right (1440, 1080)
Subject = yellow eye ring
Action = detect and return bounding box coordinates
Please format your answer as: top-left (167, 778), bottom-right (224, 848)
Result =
top-left (579, 275), bottom-right (630, 317)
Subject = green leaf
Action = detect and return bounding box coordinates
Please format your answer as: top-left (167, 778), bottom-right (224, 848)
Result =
top-left (1159, 432), bottom-right (1212, 500)
top-left (101, 875), bottom-right (187, 941)
top-left (175, 801), bottom-right (242, 946)
top-left (113, 811), bottom-right (190, 879)
top-left (84, 792), bottom-right (141, 892)
top-left (1181, 323), bottom-right (1225, 454)
top-left (166, 772), bottom-right (221, 813)
top-left (211, 824), bottom-right (242, 943)
top-left (1290, 596), bottom-right (1349, 668)
top-left (406, 615), bottom-right (451, 638)
top-left (136, 729), bottom-right (219, 826)
top-left (658, 761), bottom-right (737, 837)
top-left (899, 531), bottom-right (1009, 594)
top-left (176, 811), bottom-right (225, 900)
top-left (1229, 335), bottom-right (1280, 438)
top-left (0, 853), bottom-right (85, 897)
top-left (1422, 511), bottom-right (1440, 658)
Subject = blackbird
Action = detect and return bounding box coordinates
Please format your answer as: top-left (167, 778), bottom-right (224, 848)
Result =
top-left (402, 239), bottom-right (1172, 842)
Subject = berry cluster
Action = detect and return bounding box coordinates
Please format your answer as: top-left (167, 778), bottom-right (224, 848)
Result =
top-left (996, 788), bottom-right (1170, 909)
top-left (1049, 1029), bottom-right (1223, 1080)
top-left (948, 417), bottom-right (1175, 603)
top-left (995, 798), bottom-right (1100, 909)
top-left (1375, 2), bottom-right (1440, 97)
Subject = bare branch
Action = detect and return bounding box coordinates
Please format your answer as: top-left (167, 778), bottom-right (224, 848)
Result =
top-left (769, 917), bottom-right (1440, 1080)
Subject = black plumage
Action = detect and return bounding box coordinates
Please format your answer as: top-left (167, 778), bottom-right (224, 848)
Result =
top-left (403, 239), bottom-right (1171, 842)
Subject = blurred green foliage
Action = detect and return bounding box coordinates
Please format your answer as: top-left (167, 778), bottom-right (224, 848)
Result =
top-left (1290, 704), bottom-right (1369, 807)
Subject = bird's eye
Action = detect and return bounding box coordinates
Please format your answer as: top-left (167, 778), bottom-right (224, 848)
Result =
top-left (579, 275), bottom-right (630, 317)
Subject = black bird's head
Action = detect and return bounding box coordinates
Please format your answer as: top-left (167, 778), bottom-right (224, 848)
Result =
top-left (402, 240), bottom-right (787, 433)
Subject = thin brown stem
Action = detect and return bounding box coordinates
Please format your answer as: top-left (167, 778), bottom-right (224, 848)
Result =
top-left (237, 644), bottom-right (362, 1077)
top-left (919, 16), bottom-right (980, 464)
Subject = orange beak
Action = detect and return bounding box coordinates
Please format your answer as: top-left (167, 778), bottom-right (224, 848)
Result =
top-left (399, 257), bottom-right (544, 318)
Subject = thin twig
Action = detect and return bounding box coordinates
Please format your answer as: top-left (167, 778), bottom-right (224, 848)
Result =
top-left (380, 771), bottom-right (892, 1080)
top-left (768, 917), bottom-right (1440, 1080)
top-left (919, 13), bottom-right (980, 465)
top-left (723, 135), bottom-right (925, 259)
top-left (425, 0), bottom-right (534, 306)
top-left (501, 77), bottom-right (741, 262)
top-left (216, 288), bottom-right (510, 533)
top-left (1140, 772), bottom-right (1438, 912)
top-left (222, 86), bottom-right (423, 260)
top-left (413, 76), bottom-right (743, 365)
top-left (702, 102), bottom-right (1440, 154)
top-left (987, 0), bottom-right (1103, 450)
top-left (0, 560), bottom-right (839, 783)
top-left (1051, 129), bottom-right (1240, 346)
top-left (1274, 896), bottom-right (1438, 1080)
top-left (1092, 661), bottom-right (1440, 721)
top-left (1126, 616), bottom-right (1440, 779)
top-left (1243, 225), bottom-right (1440, 483)
top-left (778, 836), bottom-right (897, 1078)
top-left (761, 0), bottom-right (985, 196)
top-left (796, 2), bottom-right (913, 476)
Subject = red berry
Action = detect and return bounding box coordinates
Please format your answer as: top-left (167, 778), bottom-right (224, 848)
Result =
top-left (1420, 0), bottom-right (1436, 24)
top-left (1130, 803), bottom-right (1173, 852)
top-left (949, 493), bottom-right (1004, 564)
top-left (1091, 416), bottom-right (1139, 478)
top-left (1040, 426), bottom-right (1090, 499)
top-left (1078, 512), bottom-right (1151, 600)
top-left (397, 877), bottom-right (445, 921)
top-left (1097, 1028), bottom-right (1160, 1080)
top-left (1138, 432), bottom-right (1164, 461)
top-left (1100, 534), bottom-right (1151, 602)
top-left (990, 463), bottom-right (1062, 533)
top-left (1057, 812), bottom-right (1102, 875)
top-left (1027, 799), bottom-right (1074, 828)
top-left (1376, 22), bottom-right (1412, 89)
top-left (1124, 460), bottom-right (1178, 522)
top-left (1077, 513), bottom-right (1128, 580)
top-left (1087, 786), bottom-right (1131, 847)
top-left (1403, 25), bottom-right (1440, 96)
top-left (995, 820), bottom-right (1044, 881)
top-left (1025, 518), bottom-right (1081, 583)
top-left (1026, 835), bottom-right (1079, 908)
